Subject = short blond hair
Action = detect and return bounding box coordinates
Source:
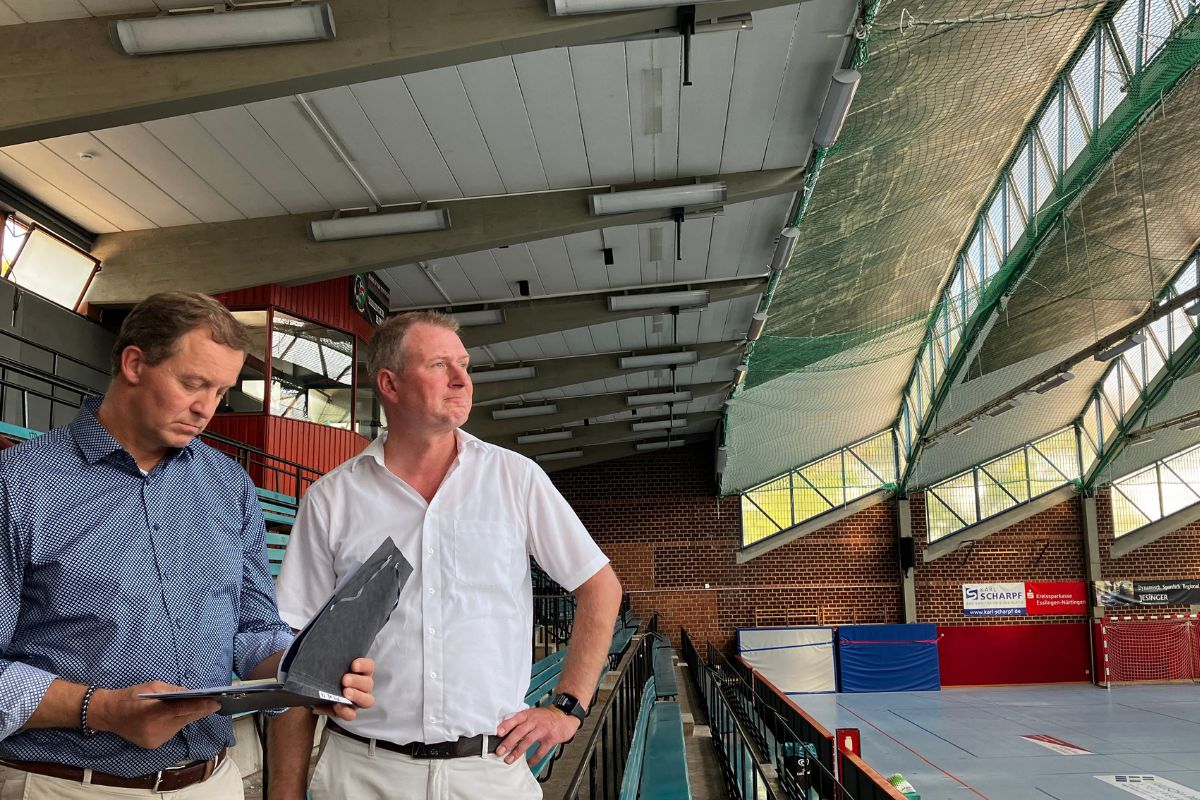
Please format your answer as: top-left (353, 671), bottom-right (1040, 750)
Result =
top-left (111, 292), bottom-right (248, 375)
top-left (367, 311), bottom-right (461, 385)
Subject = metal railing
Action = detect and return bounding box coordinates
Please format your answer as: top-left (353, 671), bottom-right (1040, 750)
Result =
top-left (562, 616), bottom-right (655, 800)
top-left (532, 593), bottom-right (577, 662)
top-left (682, 629), bottom-right (780, 800)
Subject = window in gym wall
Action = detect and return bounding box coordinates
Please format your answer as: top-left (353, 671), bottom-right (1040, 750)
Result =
top-left (1, 220), bottom-right (97, 312)
top-left (269, 312), bottom-right (355, 429)
top-left (740, 429), bottom-right (897, 547)
top-left (1111, 444), bottom-right (1200, 537)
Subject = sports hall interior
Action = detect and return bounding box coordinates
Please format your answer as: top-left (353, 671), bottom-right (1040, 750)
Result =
top-left (4, 1), bottom-right (1200, 798)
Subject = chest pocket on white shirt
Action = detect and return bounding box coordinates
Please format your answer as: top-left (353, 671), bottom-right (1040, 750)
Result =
top-left (452, 520), bottom-right (519, 588)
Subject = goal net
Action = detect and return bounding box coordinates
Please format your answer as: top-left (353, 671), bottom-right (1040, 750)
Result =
top-left (1100, 616), bottom-right (1200, 686)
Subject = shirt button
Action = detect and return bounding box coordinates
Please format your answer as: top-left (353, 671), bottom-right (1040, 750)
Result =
top-left (428, 588), bottom-right (436, 595)
top-left (152, 524), bottom-right (160, 532)
top-left (427, 548), bottom-right (434, 556)
top-left (430, 671), bottom-right (438, 679)
top-left (428, 626), bottom-right (436, 635)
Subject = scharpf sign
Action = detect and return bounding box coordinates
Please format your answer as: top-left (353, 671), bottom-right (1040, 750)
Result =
top-left (963, 583), bottom-right (1025, 616)
top-left (963, 582), bottom-right (1088, 617)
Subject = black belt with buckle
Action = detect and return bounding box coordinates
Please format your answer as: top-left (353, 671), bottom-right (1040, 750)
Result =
top-left (328, 721), bottom-right (500, 759)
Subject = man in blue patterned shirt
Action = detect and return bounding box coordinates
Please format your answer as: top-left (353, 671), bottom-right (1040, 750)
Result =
top-left (0, 292), bottom-right (375, 798)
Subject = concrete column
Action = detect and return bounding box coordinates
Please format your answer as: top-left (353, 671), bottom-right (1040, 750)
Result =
top-left (897, 496), bottom-right (918, 623)
top-left (1081, 492), bottom-right (1104, 620)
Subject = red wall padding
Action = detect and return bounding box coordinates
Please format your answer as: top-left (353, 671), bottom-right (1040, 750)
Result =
top-left (937, 622), bottom-right (1092, 685)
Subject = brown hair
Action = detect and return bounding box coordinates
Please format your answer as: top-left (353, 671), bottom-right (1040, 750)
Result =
top-left (367, 311), bottom-right (461, 385)
top-left (111, 292), bottom-right (249, 375)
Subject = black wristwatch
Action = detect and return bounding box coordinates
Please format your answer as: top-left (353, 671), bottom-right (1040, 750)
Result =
top-left (549, 692), bottom-right (586, 726)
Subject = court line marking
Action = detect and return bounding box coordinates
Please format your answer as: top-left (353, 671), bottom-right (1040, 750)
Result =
top-left (836, 702), bottom-right (990, 800)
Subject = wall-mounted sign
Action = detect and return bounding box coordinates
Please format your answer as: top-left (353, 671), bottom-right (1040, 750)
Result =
top-left (963, 582), bottom-right (1087, 617)
top-left (1095, 580), bottom-right (1200, 608)
top-left (351, 272), bottom-right (389, 327)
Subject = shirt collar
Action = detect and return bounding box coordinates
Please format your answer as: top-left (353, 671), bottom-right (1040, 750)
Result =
top-left (358, 428), bottom-right (483, 469)
top-left (69, 395), bottom-right (198, 466)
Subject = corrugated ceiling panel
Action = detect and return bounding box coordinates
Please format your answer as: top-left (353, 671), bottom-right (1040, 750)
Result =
top-left (512, 49), bottom-right (592, 188)
top-left (570, 43), bottom-right (636, 185)
top-left (303, 87), bottom-right (418, 204)
top-left (142, 116), bottom-right (288, 219)
top-left (405, 69), bottom-right (505, 197)
top-left (93, 125), bottom-right (243, 223)
top-left (194, 107), bottom-right (328, 213)
top-left (349, 78), bottom-right (460, 200)
top-left (0, 151), bottom-right (120, 232)
top-left (458, 60), bottom-right (550, 194)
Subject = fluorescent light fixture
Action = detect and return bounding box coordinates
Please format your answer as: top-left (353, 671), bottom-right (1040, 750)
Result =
top-left (769, 227), bottom-right (800, 272)
top-left (1127, 432), bottom-right (1156, 446)
top-left (1179, 415), bottom-right (1200, 431)
top-left (492, 403), bottom-right (558, 420)
top-left (549, 0), bottom-right (728, 15)
top-left (627, 391), bottom-right (692, 407)
top-left (986, 398), bottom-right (1021, 417)
top-left (631, 418), bottom-right (687, 432)
top-left (635, 439), bottom-right (687, 452)
top-left (470, 366), bottom-right (536, 384)
top-left (715, 446), bottom-right (729, 474)
top-left (733, 363), bottom-right (748, 385)
top-left (814, 69), bottom-right (861, 148)
top-left (619, 351), bottom-right (698, 369)
top-left (1034, 371), bottom-right (1075, 394)
top-left (517, 430), bottom-right (574, 444)
top-left (589, 182), bottom-right (727, 216)
top-left (950, 422), bottom-right (973, 436)
top-left (111, 2), bottom-right (335, 56)
top-left (1185, 299), bottom-right (1200, 317)
top-left (747, 312), bottom-right (768, 341)
top-left (451, 309), bottom-right (505, 327)
top-left (535, 450), bottom-right (584, 462)
top-left (309, 208), bottom-right (450, 242)
top-left (608, 290), bottom-right (709, 312)
top-left (601, 12), bottom-right (752, 41)
top-left (1095, 332), bottom-right (1147, 362)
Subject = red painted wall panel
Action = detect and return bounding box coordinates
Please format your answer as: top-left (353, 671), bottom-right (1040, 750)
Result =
top-left (264, 416), bottom-right (368, 476)
top-left (217, 278), bottom-right (374, 341)
top-left (937, 622), bottom-right (1092, 685)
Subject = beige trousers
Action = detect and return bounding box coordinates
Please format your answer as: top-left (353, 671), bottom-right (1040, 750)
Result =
top-left (310, 728), bottom-right (542, 800)
top-left (0, 758), bottom-right (243, 800)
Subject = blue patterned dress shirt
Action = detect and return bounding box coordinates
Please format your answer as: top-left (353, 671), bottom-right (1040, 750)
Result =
top-left (0, 396), bottom-right (293, 776)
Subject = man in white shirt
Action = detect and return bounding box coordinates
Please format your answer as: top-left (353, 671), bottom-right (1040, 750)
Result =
top-left (268, 311), bottom-right (623, 800)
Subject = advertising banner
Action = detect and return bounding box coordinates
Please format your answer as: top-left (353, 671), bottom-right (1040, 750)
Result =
top-left (1094, 580), bottom-right (1200, 607)
top-left (963, 582), bottom-right (1088, 617)
top-left (963, 583), bottom-right (1025, 617)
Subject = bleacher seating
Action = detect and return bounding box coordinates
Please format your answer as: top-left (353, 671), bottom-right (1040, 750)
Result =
top-left (640, 700), bottom-right (691, 800)
top-left (653, 638), bottom-right (678, 699)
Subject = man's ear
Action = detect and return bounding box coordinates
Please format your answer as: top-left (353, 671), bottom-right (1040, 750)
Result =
top-left (377, 368), bottom-right (402, 404)
top-left (118, 346), bottom-right (146, 386)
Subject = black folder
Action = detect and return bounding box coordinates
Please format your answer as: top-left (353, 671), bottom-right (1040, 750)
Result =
top-left (142, 537), bottom-right (410, 715)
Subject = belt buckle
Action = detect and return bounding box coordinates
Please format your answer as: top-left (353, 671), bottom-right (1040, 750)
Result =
top-left (423, 742), bottom-right (451, 759)
top-left (152, 770), bottom-right (165, 792)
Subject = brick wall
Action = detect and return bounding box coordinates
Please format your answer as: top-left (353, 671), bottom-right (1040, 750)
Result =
top-left (551, 443), bottom-right (903, 654)
top-left (1095, 489), bottom-right (1200, 615)
top-left (910, 491), bottom-right (1088, 625)
top-left (552, 448), bottom-right (1200, 672)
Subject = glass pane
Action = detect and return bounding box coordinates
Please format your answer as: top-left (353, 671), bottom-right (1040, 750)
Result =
top-left (2, 217), bottom-right (29, 277)
top-left (977, 468), bottom-right (1018, 519)
top-left (1033, 140), bottom-right (1057, 212)
top-left (742, 474), bottom-right (792, 544)
top-left (1065, 91), bottom-right (1090, 165)
top-left (7, 228), bottom-right (96, 310)
top-left (984, 450), bottom-right (1030, 505)
top-left (1009, 143), bottom-right (1032, 228)
top-left (934, 473), bottom-right (977, 528)
top-left (1111, 483), bottom-right (1154, 537)
top-left (1037, 90), bottom-right (1062, 177)
top-left (271, 312), bottom-right (356, 428)
top-left (1070, 37), bottom-right (1099, 130)
top-left (926, 492), bottom-right (962, 542)
top-left (1111, 1), bottom-right (1143, 68)
top-left (226, 311), bottom-right (268, 414)
top-left (1112, 466), bottom-right (1162, 535)
top-left (1006, 174), bottom-right (1028, 245)
top-left (800, 452), bottom-right (845, 512)
top-left (1160, 464), bottom-right (1200, 517)
top-left (1028, 447), bottom-right (1070, 497)
top-left (1145, 0), bottom-right (1175, 64)
top-left (852, 432), bottom-right (896, 484)
top-left (1034, 427), bottom-right (1080, 481)
top-left (987, 190), bottom-right (1007, 254)
top-left (1100, 31), bottom-right (1129, 123)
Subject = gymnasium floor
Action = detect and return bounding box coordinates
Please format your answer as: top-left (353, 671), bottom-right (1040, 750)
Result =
top-left (790, 684), bottom-right (1200, 800)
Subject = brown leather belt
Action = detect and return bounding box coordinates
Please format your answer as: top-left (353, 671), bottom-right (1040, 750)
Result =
top-left (328, 721), bottom-right (499, 759)
top-left (0, 748), bottom-right (226, 792)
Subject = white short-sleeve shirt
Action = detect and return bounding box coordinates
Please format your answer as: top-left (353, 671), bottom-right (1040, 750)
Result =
top-left (275, 429), bottom-right (608, 744)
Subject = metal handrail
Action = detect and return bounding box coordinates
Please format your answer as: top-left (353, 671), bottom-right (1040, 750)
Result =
top-left (562, 616), bottom-right (657, 800)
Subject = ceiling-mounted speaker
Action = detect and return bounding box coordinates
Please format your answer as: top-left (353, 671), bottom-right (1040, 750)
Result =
top-left (898, 537), bottom-right (916, 571)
